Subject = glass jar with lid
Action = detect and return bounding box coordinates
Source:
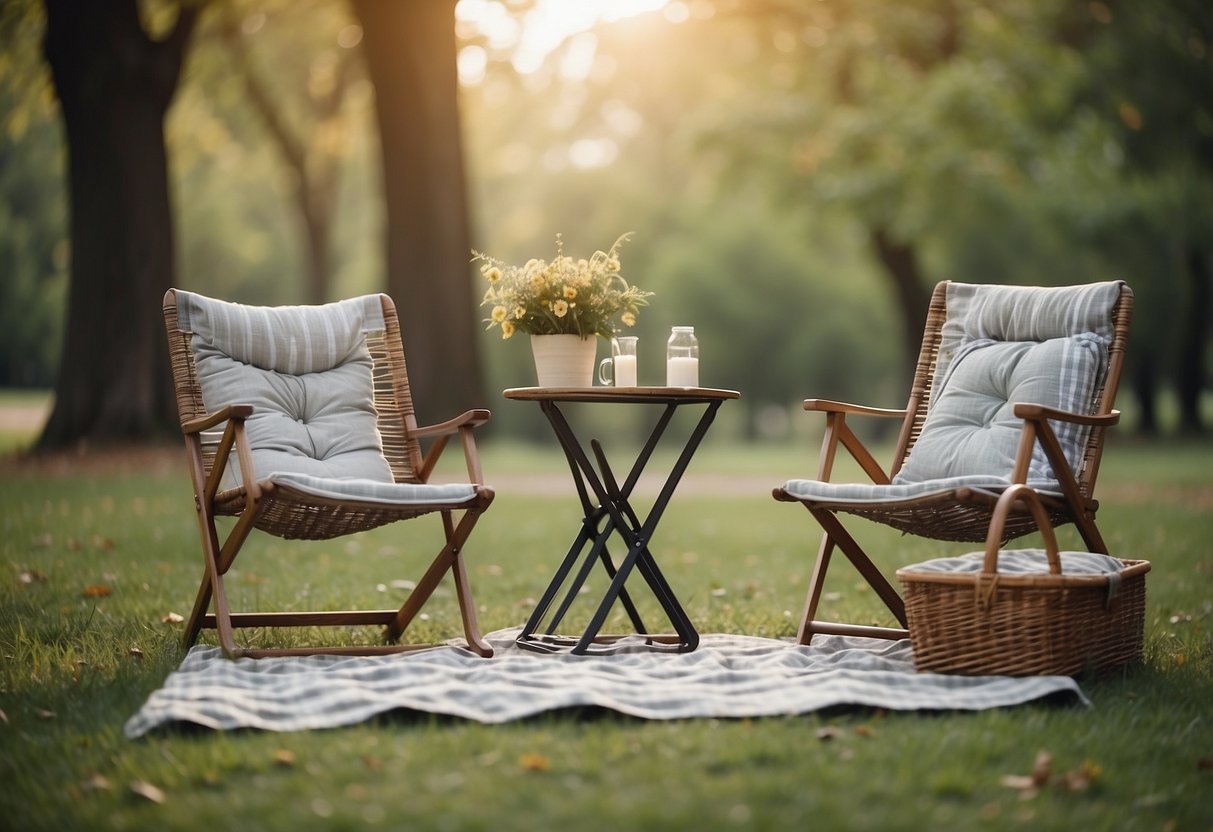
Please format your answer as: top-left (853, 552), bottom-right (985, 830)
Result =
top-left (666, 326), bottom-right (699, 387)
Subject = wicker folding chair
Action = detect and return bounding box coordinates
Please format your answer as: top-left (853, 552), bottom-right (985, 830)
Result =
top-left (163, 289), bottom-right (495, 658)
top-left (773, 281), bottom-right (1132, 643)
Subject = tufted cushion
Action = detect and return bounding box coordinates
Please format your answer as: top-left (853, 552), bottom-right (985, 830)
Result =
top-left (175, 291), bottom-right (394, 489)
top-left (895, 335), bottom-right (1105, 485)
top-left (891, 282), bottom-right (1122, 488)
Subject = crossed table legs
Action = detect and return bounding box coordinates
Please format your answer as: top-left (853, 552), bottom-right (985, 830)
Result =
top-left (511, 391), bottom-right (733, 655)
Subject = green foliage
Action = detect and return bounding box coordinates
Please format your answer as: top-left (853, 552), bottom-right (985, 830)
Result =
top-left (0, 438), bottom-right (1211, 831)
top-left (0, 0), bottom-right (67, 386)
top-left (169, 0), bottom-right (380, 305)
top-left (0, 0), bottom-right (1208, 435)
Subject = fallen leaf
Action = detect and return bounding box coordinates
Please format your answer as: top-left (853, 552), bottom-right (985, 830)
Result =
top-left (128, 647), bottom-right (144, 660)
top-left (129, 780), bottom-right (166, 804)
top-left (92, 535), bottom-right (116, 551)
top-left (0, 708), bottom-right (7, 725)
top-left (362, 755), bottom-right (383, 771)
top-left (1031, 750), bottom-right (1053, 787)
top-left (274, 749), bottom-right (297, 767)
top-left (815, 727), bottom-right (841, 742)
top-left (82, 585), bottom-right (112, 598)
top-left (1197, 757), bottom-right (1213, 771)
top-left (81, 773), bottom-right (112, 793)
top-left (162, 612), bottom-right (185, 624)
top-left (1000, 775), bottom-right (1038, 791)
top-left (18, 569), bottom-right (48, 584)
top-left (1062, 769), bottom-right (1091, 792)
top-left (518, 753), bottom-right (550, 772)
top-left (853, 725), bottom-right (874, 738)
top-left (36, 709), bottom-right (56, 720)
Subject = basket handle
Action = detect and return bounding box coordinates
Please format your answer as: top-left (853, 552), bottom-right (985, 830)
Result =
top-left (981, 484), bottom-right (1061, 575)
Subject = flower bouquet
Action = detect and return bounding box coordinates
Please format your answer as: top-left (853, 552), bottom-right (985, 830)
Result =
top-left (473, 232), bottom-right (652, 341)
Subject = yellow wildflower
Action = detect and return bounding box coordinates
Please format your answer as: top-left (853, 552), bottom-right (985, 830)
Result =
top-left (621, 311), bottom-right (637, 327)
top-left (514, 306), bottom-right (526, 319)
top-left (501, 321), bottom-right (515, 339)
top-left (491, 305), bottom-right (507, 323)
top-left (563, 286), bottom-right (577, 300)
top-left (485, 266), bottom-right (502, 283)
top-left (552, 299), bottom-right (569, 317)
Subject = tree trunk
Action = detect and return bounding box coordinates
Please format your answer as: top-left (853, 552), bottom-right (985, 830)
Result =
top-left (351, 0), bottom-right (483, 424)
top-left (1133, 355), bottom-right (1158, 435)
top-left (39, 0), bottom-right (197, 450)
top-left (870, 227), bottom-right (932, 384)
top-left (1178, 247), bottom-right (1210, 434)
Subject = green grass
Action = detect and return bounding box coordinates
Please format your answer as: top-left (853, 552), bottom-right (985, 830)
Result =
top-left (1, 435), bottom-right (1210, 831)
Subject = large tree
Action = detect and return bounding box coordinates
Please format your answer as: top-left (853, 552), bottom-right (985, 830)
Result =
top-left (39, 0), bottom-right (199, 449)
top-left (350, 0), bottom-right (482, 423)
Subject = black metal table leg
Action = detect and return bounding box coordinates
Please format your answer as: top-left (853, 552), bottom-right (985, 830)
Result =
top-left (504, 387), bottom-right (739, 656)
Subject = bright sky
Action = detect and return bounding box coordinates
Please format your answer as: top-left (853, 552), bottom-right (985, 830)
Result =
top-left (455, 0), bottom-right (679, 80)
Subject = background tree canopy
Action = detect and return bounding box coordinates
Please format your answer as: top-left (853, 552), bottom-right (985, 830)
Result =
top-left (1, 0), bottom-right (1209, 442)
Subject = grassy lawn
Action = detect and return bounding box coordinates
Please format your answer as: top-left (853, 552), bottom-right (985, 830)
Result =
top-left (0, 430), bottom-right (1210, 831)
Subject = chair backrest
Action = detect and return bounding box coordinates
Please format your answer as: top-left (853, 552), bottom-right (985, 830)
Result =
top-left (163, 290), bottom-right (427, 487)
top-left (890, 281), bottom-right (1132, 497)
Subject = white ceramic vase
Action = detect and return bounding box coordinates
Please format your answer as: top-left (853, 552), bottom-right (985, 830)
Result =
top-left (530, 334), bottom-right (597, 387)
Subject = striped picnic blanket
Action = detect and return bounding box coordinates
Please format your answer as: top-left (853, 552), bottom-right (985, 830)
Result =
top-left (124, 628), bottom-right (1085, 737)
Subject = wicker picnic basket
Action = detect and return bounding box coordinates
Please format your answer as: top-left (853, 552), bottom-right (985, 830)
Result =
top-left (896, 485), bottom-right (1149, 677)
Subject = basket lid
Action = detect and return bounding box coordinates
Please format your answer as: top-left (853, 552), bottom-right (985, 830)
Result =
top-left (898, 548), bottom-right (1127, 578)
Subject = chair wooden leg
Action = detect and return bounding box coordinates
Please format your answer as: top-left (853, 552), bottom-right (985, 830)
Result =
top-left (186, 504), bottom-right (243, 657)
top-left (793, 507), bottom-right (910, 641)
top-left (796, 530), bottom-right (835, 645)
top-left (810, 508), bottom-right (907, 625)
top-left (385, 508), bottom-right (493, 657)
top-left (1072, 512), bottom-right (1109, 554)
top-left (451, 539), bottom-right (493, 657)
top-left (183, 572), bottom-right (212, 649)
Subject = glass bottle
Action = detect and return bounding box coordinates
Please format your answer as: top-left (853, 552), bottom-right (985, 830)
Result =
top-left (666, 326), bottom-right (699, 387)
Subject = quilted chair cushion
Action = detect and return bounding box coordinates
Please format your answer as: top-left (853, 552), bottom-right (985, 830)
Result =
top-left (894, 334), bottom-right (1105, 485)
top-left (175, 291), bottom-right (395, 489)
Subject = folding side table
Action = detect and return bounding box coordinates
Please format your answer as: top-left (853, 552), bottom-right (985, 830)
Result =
top-left (503, 386), bottom-right (740, 655)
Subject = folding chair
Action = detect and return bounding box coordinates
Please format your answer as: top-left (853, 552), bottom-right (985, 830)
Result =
top-left (773, 281), bottom-right (1132, 642)
top-left (163, 289), bottom-right (495, 658)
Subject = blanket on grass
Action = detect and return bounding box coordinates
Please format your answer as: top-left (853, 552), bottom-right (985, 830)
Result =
top-left (124, 628), bottom-right (1086, 737)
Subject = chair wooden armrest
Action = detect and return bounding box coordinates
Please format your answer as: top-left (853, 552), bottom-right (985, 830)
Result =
top-left (1013, 403), bottom-right (1120, 427)
top-left (181, 404), bottom-right (254, 434)
top-left (1008, 403), bottom-right (1118, 551)
top-left (412, 408), bottom-right (491, 437)
top-left (804, 399), bottom-right (908, 419)
top-left (799, 401), bottom-right (895, 485)
top-left (415, 409), bottom-right (492, 484)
